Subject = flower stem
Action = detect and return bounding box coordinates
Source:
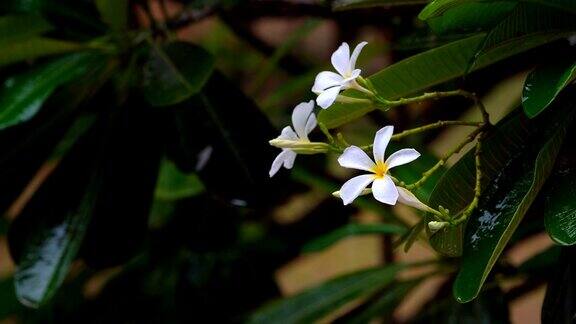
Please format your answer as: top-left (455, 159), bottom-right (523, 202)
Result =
top-left (453, 133), bottom-right (484, 225)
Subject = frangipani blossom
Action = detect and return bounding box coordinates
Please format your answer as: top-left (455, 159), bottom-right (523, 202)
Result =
top-left (312, 41), bottom-right (369, 109)
top-left (269, 100), bottom-right (317, 177)
top-left (337, 126), bottom-right (421, 205)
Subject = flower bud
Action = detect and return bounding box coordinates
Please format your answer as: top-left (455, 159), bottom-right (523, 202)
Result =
top-left (428, 221), bottom-right (449, 233)
top-left (268, 139), bottom-right (331, 154)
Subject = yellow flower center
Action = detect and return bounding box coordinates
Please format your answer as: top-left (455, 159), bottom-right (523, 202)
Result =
top-left (373, 161), bottom-right (388, 178)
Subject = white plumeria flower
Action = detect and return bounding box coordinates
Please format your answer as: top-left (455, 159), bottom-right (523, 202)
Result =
top-left (269, 100), bottom-right (317, 177)
top-left (312, 41), bottom-right (369, 109)
top-left (337, 126), bottom-right (421, 205)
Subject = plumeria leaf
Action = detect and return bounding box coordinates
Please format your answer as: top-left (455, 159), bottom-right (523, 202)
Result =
top-left (0, 51), bottom-right (106, 130)
top-left (542, 141), bottom-right (576, 246)
top-left (522, 55), bottom-right (576, 118)
top-left (426, 108), bottom-right (556, 257)
top-left (470, 3), bottom-right (576, 70)
top-left (318, 32), bottom-right (562, 128)
top-left (453, 109), bottom-right (572, 303)
top-left (332, 0), bottom-right (428, 11)
top-left (303, 223), bottom-right (406, 252)
top-left (143, 41), bottom-right (214, 107)
top-left (247, 265), bottom-right (405, 323)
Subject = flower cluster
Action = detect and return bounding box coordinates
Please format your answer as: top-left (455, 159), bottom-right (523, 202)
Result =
top-left (268, 41), bottom-right (434, 214)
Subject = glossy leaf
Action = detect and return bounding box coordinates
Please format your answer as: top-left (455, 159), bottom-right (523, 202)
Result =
top-left (543, 147), bottom-right (576, 245)
top-left (155, 158), bottom-right (205, 201)
top-left (143, 42), bottom-right (214, 107)
top-left (0, 52), bottom-right (105, 130)
top-left (426, 110), bottom-right (536, 257)
top-left (0, 14), bottom-right (52, 43)
top-left (332, 0), bottom-right (428, 10)
top-left (303, 223), bottom-right (406, 252)
top-left (10, 121), bottom-right (103, 308)
top-left (318, 32), bottom-right (561, 128)
top-left (247, 265), bottom-right (405, 323)
top-left (95, 0), bottom-right (128, 32)
top-left (0, 37), bottom-right (84, 67)
top-left (453, 114), bottom-right (569, 303)
top-left (522, 56), bottom-right (576, 118)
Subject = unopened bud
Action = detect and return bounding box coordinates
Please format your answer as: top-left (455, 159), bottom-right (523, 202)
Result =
top-left (269, 139), bottom-right (331, 154)
top-left (428, 221), bottom-right (449, 233)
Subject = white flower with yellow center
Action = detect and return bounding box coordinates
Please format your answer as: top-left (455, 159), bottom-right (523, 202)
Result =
top-left (312, 41), bottom-right (370, 109)
top-left (337, 126), bottom-right (421, 205)
top-left (269, 100), bottom-right (317, 177)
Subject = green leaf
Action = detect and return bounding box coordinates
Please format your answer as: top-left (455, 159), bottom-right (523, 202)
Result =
top-left (95, 0), bottom-right (128, 32)
top-left (0, 14), bottom-right (52, 43)
top-left (472, 3), bottom-right (576, 69)
top-left (522, 56), bottom-right (576, 118)
top-left (426, 109), bottom-right (547, 257)
top-left (425, 2), bottom-right (517, 35)
top-left (247, 265), bottom-right (405, 323)
top-left (303, 223), bottom-right (406, 252)
top-left (332, 0), bottom-right (428, 10)
top-left (155, 158), bottom-right (205, 201)
top-left (543, 154), bottom-right (576, 246)
top-left (143, 42), bottom-right (214, 107)
top-left (0, 51), bottom-right (105, 130)
top-left (0, 37), bottom-right (84, 67)
top-left (0, 278), bottom-right (22, 319)
top-left (10, 121), bottom-right (102, 308)
top-left (453, 114), bottom-right (570, 303)
top-left (318, 32), bottom-right (561, 129)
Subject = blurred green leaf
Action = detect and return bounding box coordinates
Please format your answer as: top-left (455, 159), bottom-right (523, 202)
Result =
top-left (333, 0), bottom-right (428, 10)
top-left (543, 156), bottom-right (576, 245)
top-left (517, 245), bottom-right (561, 275)
top-left (337, 280), bottom-right (421, 323)
top-left (303, 223), bottom-right (406, 252)
top-left (522, 56), bottom-right (576, 118)
top-left (10, 121), bottom-right (102, 308)
top-left (0, 14), bottom-right (52, 43)
top-left (0, 51), bottom-right (106, 130)
top-left (0, 278), bottom-right (22, 319)
top-left (453, 112), bottom-right (570, 303)
top-left (155, 158), bottom-right (205, 201)
top-left (143, 41), bottom-right (214, 107)
top-left (247, 265), bottom-right (405, 323)
top-left (0, 37), bottom-right (84, 67)
top-left (95, 0), bottom-right (128, 32)
top-left (318, 32), bottom-right (562, 129)
top-left (542, 247), bottom-right (576, 323)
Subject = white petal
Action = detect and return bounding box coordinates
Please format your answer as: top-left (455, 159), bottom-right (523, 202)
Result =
top-left (331, 42), bottom-right (350, 76)
top-left (269, 149), bottom-right (291, 177)
top-left (341, 69), bottom-right (362, 88)
top-left (312, 71), bottom-right (344, 93)
top-left (373, 126), bottom-right (394, 164)
top-left (316, 86), bottom-right (342, 109)
top-left (349, 41), bottom-right (368, 71)
top-left (282, 150), bottom-right (297, 169)
top-left (338, 146), bottom-right (376, 172)
top-left (305, 112), bottom-right (317, 135)
top-left (278, 126), bottom-right (298, 140)
top-left (385, 148), bottom-right (421, 169)
top-left (292, 101), bottom-right (314, 139)
top-left (339, 174), bottom-right (375, 205)
top-left (372, 176), bottom-right (398, 205)
top-left (397, 187), bottom-right (434, 212)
